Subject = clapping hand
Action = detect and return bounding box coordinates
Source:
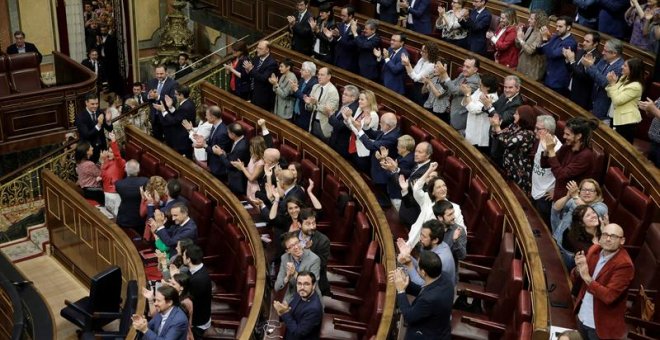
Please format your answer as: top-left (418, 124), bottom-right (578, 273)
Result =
top-left (438, 5), bottom-right (445, 16)
top-left (562, 47), bottom-right (575, 63)
top-left (211, 145), bottom-right (224, 156)
top-left (373, 47), bottom-right (382, 59)
top-left (480, 93), bottom-right (493, 108)
top-left (398, 174), bottom-right (409, 192)
top-left (182, 119), bottom-right (193, 131)
top-left (97, 113), bottom-right (105, 126)
top-left (375, 146), bottom-right (389, 160)
top-left (581, 53), bottom-right (595, 67)
top-left (390, 267), bottom-right (410, 292)
top-left (164, 95), bottom-right (173, 109)
top-left (287, 15), bottom-right (296, 25)
top-left (401, 54), bottom-right (410, 66)
top-left (566, 180), bottom-right (579, 198)
top-left (268, 73), bottom-right (278, 86)
top-left (273, 300), bottom-right (290, 316)
top-left (606, 71), bottom-right (619, 85)
top-left (193, 134), bottom-right (205, 148)
top-left (230, 160), bottom-right (244, 170)
top-left (459, 83), bottom-right (472, 96)
top-left (308, 17), bottom-right (317, 30)
top-left (242, 60), bottom-right (253, 72)
top-left (108, 131), bottom-right (116, 142)
top-left (289, 79), bottom-right (299, 92)
top-left (382, 48), bottom-right (390, 59)
top-left (540, 26), bottom-right (551, 40)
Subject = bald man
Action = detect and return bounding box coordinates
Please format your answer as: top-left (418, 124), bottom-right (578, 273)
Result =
top-left (572, 223), bottom-right (634, 340)
top-left (244, 40), bottom-right (279, 111)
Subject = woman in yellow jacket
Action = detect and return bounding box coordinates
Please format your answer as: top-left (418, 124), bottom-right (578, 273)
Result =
top-left (606, 58), bottom-right (645, 143)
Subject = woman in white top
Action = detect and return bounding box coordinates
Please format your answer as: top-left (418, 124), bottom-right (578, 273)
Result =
top-left (462, 74), bottom-right (499, 149)
top-left (435, 0), bottom-right (468, 48)
top-left (345, 90), bottom-right (379, 173)
top-left (183, 106), bottom-right (212, 162)
top-left (402, 42), bottom-right (440, 105)
top-left (403, 162), bottom-right (465, 247)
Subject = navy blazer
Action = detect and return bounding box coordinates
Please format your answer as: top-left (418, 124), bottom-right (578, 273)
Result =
top-left (281, 292), bottom-right (323, 340)
top-left (382, 47), bottom-right (408, 95)
top-left (155, 218), bottom-right (198, 256)
top-left (328, 100), bottom-right (359, 159)
top-left (291, 10), bottom-right (315, 55)
top-left (220, 137), bottom-right (251, 195)
top-left (355, 34), bottom-right (381, 81)
top-left (396, 275), bottom-right (454, 340)
top-left (540, 34), bottom-right (577, 91)
top-left (115, 176), bottom-right (149, 229)
top-left (569, 49), bottom-right (601, 111)
top-left (377, 0), bottom-right (399, 24)
top-left (146, 77), bottom-right (179, 140)
top-left (293, 76), bottom-right (318, 131)
top-left (249, 54), bottom-right (279, 111)
top-left (387, 152), bottom-right (415, 200)
top-left (408, 0), bottom-right (432, 34)
top-left (206, 122), bottom-right (232, 177)
top-left (586, 57), bottom-right (624, 120)
top-left (598, 0), bottom-right (629, 39)
top-left (461, 9), bottom-right (492, 56)
top-left (334, 22), bottom-right (359, 73)
top-left (143, 306), bottom-right (188, 340)
top-left (360, 127), bottom-right (401, 184)
top-left (6, 42), bottom-right (42, 63)
top-left (161, 99), bottom-right (196, 156)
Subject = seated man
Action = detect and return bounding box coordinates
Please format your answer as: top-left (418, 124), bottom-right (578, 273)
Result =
top-left (149, 202), bottom-right (198, 257)
top-left (273, 271), bottom-right (323, 340)
top-left (132, 285), bottom-right (188, 339)
top-left (275, 231), bottom-right (321, 303)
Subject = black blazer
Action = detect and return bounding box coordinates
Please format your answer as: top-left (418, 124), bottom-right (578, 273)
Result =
top-left (161, 99), bottom-right (196, 155)
top-left (175, 65), bottom-right (192, 79)
top-left (377, 0), bottom-right (399, 24)
top-left (328, 100), bottom-right (359, 159)
top-left (220, 138), bottom-right (251, 195)
top-left (189, 266), bottom-right (212, 328)
top-left (399, 161), bottom-right (431, 226)
top-left (309, 231), bottom-right (331, 296)
top-left (81, 58), bottom-right (106, 84)
top-left (491, 94), bottom-right (523, 129)
top-left (115, 176), bottom-right (149, 228)
top-left (249, 54), bottom-right (279, 111)
top-left (75, 109), bottom-right (113, 156)
top-left (205, 122), bottom-right (232, 177)
top-left (397, 275), bottom-right (454, 340)
top-left (290, 11), bottom-right (315, 56)
top-left (569, 49), bottom-right (601, 111)
top-left (6, 42), bottom-right (42, 63)
top-left (231, 55), bottom-right (252, 100)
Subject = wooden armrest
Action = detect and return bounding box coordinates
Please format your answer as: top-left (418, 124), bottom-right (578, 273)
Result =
top-left (330, 243), bottom-right (350, 252)
top-left (211, 319), bottom-right (241, 328)
top-left (330, 290), bottom-right (363, 305)
top-left (461, 316), bottom-right (506, 333)
top-left (328, 267), bottom-right (360, 280)
top-left (458, 261), bottom-right (491, 276)
top-left (625, 315), bottom-right (660, 332)
top-left (462, 254), bottom-right (495, 266)
top-left (209, 273), bottom-right (231, 281)
top-left (628, 288), bottom-right (658, 297)
top-left (213, 295), bottom-right (241, 303)
top-left (203, 254), bottom-right (220, 261)
top-left (457, 287), bottom-right (499, 301)
top-left (334, 317), bottom-right (368, 333)
top-left (64, 300), bottom-right (93, 317)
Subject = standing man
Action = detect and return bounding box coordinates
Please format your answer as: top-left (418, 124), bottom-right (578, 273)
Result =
top-left (392, 251), bottom-right (454, 340)
top-left (288, 0), bottom-right (315, 56)
top-left (459, 0), bottom-right (492, 56)
top-left (354, 19), bottom-right (381, 81)
top-left (147, 65), bottom-right (179, 141)
top-left (275, 232), bottom-right (321, 303)
top-left (377, 33), bottom-right (408, 95)
top-left (400, 0), bottom-right (432, 34)
top-left (481, 75), bottom-right (523, 166)
top-left (572, 223), bottom-right (634, 340)
top-left (126, 82), bottom-right (148, 105)
top-left (95, 25), bottom-right (122, 95)
top-left (328, 85), bottom-right (360, 159)
top-left (436, 57), bottom-right (481, 135)
top-left (81, 49), bottom-right (106, 92)
top-left (564, 31), bottom-right (601, 111)
top-left (273, 271), bottom-right (323, 340)
top-left (216, 123), bottom-right (250, 195)
top-left (397, 219), bottom-right (456, 284)
top-left (298, 209), bottom-right (331, 296)
top-left (6, 30), bottom-right (42, 63)
top-left (75, 93), bottom-right (113, 163)
top-left (183, 244), bottom-right (213, 339)
top-left (376, 0), bottom-right (399, 24)
top-left (539, 16), bottom-right (578, 96)
top-left (581, 39), bottom-right (624, 124)
top-left (115, 160), bottom-right (149, 233)
top-left (154, 85), bottom-right (196, 158)
top-left (195, 106), bottom-right (232, 181)
top-left (291, 61), bottom-right (318, 131)
top-left (331, 6), bottom-right (359, 74)
top-left (244, 40), bottom-right (279, 111)
top-left (304, 67), bottom-right (340, 142)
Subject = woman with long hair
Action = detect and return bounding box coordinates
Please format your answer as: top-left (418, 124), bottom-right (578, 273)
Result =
top-left (435, 0), bottom-right (468, 48)
top-left (75, 141), bottom-right (104, 205)
top-left (558, 205), bottom-right (602, 270)
top-left (551, 178), bottom-right (609, 241)
top-left (490, 106), bottom-right (536, 192)
top-left (606, 58), bottom-right (644, 143)
top-left (626, 0), bottom-right (660, 51)
top-left (487, 9), bottom-right (520, 69)
top-left (345, 90), bottom-right (379, 173)
top-left (232, 136), bottom-right (266, 200)
top-left (223, 40), bottom-right (251, 100)
top-left (516, 10), bottom-right (548, 81)
top-left (402, 42), bottom-right (440, 105)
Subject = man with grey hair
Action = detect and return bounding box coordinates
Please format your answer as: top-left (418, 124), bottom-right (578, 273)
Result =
top-left (531, 115), bottom-right (562, 222)
top-left (115, 160), bottom-right (149, 232)
top-left (581, 39), bottom-right (624, 124)
top-left (435, 56), bottom-right (481, 135)
top-left (292, 61), bottom-right (318, 130)
top-left (482, 75), bottom-right (523, 166)
top-left (328, 85), bottom-right (360, 159)
top-left (354, 19), bottom-right (381, 81)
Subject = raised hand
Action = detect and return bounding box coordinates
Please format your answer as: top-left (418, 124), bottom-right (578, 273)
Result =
top-left (289, 79), bottom-right (299, 92)
top-left (459, 82), bottom-right (472, 96)
top-left (606, 70), bottom-right (619, 85)
top-left (401, 54), bottom-right (410, 66)
top-left (373, 47), bottom-right (382, 59)
top-left (97, 113), bottom-right (105, 126)
top-left (308, 17), bottom-right (317, 30)
top-left (581, 52), bottom-right (595, 67)
top-left (398, 174), bottom-right (409, 192)
top-left (230, 160), bottom-right (244, 170)
top-left (287, 15), bottom-right (296, 25)
top-left (566, 180), bottom-right (579, 198)
top-left (193, 134), bottom-right (205, 148)
top-left (164, 95), bottom-right (173, 108)
top-left (268, 73), bottom-right (278, 86)
top-left (382, 48), bottom-right (390, 59)
top-left (212, 145), bottom-right (224, 155)
top-left (182, 119), bottom-right (193, 131)
top-left (307, 179), bottom-right (315, 193)
top-left (242, 60), bottom-right (253, 72)
top-left (108, 131), bottom-right (116, 142)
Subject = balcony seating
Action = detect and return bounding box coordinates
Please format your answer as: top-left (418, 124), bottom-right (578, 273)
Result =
top-left (329, 211), bottom-right (371, 267)
top-left (610, 186), bottom-right (654, 247)
top-left (139, 153), bottom-right (160, 178)
top-left (124, 142), bottom-right (143, 162)
top-left (459, 232), bottom-right (515, 285)
top-left (178, 177), bottom-right (199, 200)
top-left (602, 167), bottom-right (629, 214)
top-left (430, 138), bottom-right (452, 172)
top-left (442, 156), bottom-right (470, 205)
top-left (157, 163), bottom-right (179, 180)
top-left (467, 200), bottom-right (505, 257)
top-left (630, 223), bottom-right (660, 291)
top-left (325, 244), bottom-right (381, 314)
top-left (189, 190), bottom-right (213, 248)
top-left (6, 52), bottom-right (41, 93)
top-left (280, 143), bottom-right (301, 163)
top-left (327, 240), bottom-right (379, 289)
top-left (301, 159), bottom-right (321, 196)
top-left (236, 120), bottom-right (255, 140)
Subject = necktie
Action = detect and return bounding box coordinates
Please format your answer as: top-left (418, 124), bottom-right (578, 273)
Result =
top-left (308, 86), bottom-right (324, 132)
top-left (250, 58), bottom-right (264, 91)
top-left (348, 111), bottom-right (363, 154)
top-left (294, 80), bottom-right (307, 115)
top-left (157, 81), bottom-right (164, 97)
top-left (90, 110), bottom-right (96, 122)
top-left (93, 61), bottom-right (98, 74)
top-left (209, 124), bottom-right (216, 141)
top-left (298, 13), bottom-right (303, 22)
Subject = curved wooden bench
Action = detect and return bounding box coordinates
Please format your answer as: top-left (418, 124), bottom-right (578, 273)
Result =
top-left (261, 39), bottom-right (550, 338)
top-left (122, 125), bottom-right (266, 340)
top-left (42, 169), bottom-right (146, 340)
top-left (193, 80), bottom-right (397, 340)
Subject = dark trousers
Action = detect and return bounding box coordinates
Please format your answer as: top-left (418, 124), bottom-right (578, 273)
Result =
top-left (192, 326), bottom-right (205, 340)
top-left (613, 123), bottom-right (638, 144)
top-left (83, 187), bottom-right (105, 206)
top-left (650, 141), bottom-right (660, 167)
top-left (577, 318), bottom-right (600, 340)
top-left (533, 197), bottom-right (552, 226)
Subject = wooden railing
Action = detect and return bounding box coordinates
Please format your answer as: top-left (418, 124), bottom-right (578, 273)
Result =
top-left (195, 81), bottom-right (397, 339)
top-left (42, 169), bottom-right (146, 340)
top-left (123, 125), bottom-right (266, 340)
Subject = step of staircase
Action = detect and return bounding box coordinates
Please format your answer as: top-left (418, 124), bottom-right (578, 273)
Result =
top-left (0, 223), bottom-right (49, 263)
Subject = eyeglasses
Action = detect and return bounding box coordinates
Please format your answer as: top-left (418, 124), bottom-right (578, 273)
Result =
top-left (579, 188), bottom-right (596, 193)
top-left (601, 232), bottom-right (623, 240)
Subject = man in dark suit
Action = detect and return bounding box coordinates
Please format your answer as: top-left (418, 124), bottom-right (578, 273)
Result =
top-left (332, 6), bottom-right (359, 74)
top-left (195, 106), bottom-right (232, 180)
top-left (175, 53), bottom-right (193, 80)
top-left (328, 85), bottom-right (360, 160)
top-left (132, 285), bottom-right (189, 340)
top-left (354, 19), bottom-right (381, 81)
top-left (400, 0), bottom-right (432, 34)
top-left (582, 38), bottom-right (624, 123)
top-left (150, 202), bottom-right (198, 257)
top-left (125, 82), bottom-right (148, 106)
top-left (539, 16), bottom-right (578, 96)
top-left (288, 0), bottom-right (315, 56)
top-left (482, 75), bottom-right (523, 166)
top-left (215, 123), bottom-right (250, 195)
top-left (75, 93), bottom-right (113, 163)
top-left (153, 85), bottom-right (195, 158)
top-left (382, 135), bottom-right (415, 211)
top-left (183, 244), bottom-right (213, 339)
top-left (299, 209), bottom-right (331, 296)
top-left (378, 32), bottom-right (408, 95)
top-left (392, 142), bottom-right (432, 226)
top-left (81, 48), bottom-right (106, 92)
top-left (572, 223), bottom-right (634, 340)
top-left (273, 271), bottom-right (323, 340)
top-left (6, 30), bottom-right (42, 63)
top-left (244, 40), bottom-right (279, 112)
top-left (459, 0), bottom-right (491, 56)
top-left (292, 61), bottom-right (318, 131)
top-left (147, 65), bottom-right (179, 141)
top-left (376, 0), bottom-right (399, 24)
top-left (565, 31), bottom-right (601, 111)
top-left (393, 251), bottom-right (454, 340)
top-left (115, 160), bottom-right (149, 232)
top-left (95, 25), bottom-right (122, 95)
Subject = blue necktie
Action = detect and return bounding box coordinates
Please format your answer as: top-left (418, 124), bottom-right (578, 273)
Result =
top-left (294, 80), bottom-right (307, 115)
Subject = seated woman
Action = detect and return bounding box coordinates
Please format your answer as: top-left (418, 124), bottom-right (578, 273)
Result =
top-left (489, 106), bottom-right (536, 193)
top-left (462, 74), bottom-right (499, 152)
top-left (557, 205), bottom-right (602, 270)
top-left (403, 162), bottom-right (465, 247)
top-left (231, 136), bottom-right (266, 200)
top-left (75, 141), bottom-right (104, 205)
top-left (551, 178), bottom-right (608, 239)
top-left (157, 238), bottom-right (194, 279)
top-left (143, 272), bottom-right (194, 340)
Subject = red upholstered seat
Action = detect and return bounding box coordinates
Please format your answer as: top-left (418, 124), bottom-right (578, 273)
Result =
top-left (328, 241), bottom-right (379, 289)
top-left (319, 174), bottom-right (348, 226)
top-left (236, 120), bottom-right (254, 140)
top-left (279, 143), bottom-right (301, 163)
top-left (0, 54), bottom-right (12, 95)
top-left (611, 186), bottom-right (654, 247)
top-left (321, 199), bottom-right (356, 243)
top-left (462, 177), bottom-right (490, 232)
top-left (188, 191), bottom-right (213, 245)
top-left (442, 156), bottom-right (470, 205)
top-left (157, 163), bottom-right (179, 180)
top-left (430, 138), bottom-right (452, 171)
top-left (467, 200), bottom-right (504, 257)
top-left (591, 144), bottom-right (606, 182)
top-left (301, 159), bottom-right (321, 196)
top-left (408, 125), bottom-right (431, 142)
top-left (177, 177), bottom-right (198, 200)
top-left (329, 211), bottom-right (370, 266)
top-left (124, 142), bottom-right (143, 162)
top-left (139, 153), bottom-right (160, 178)
top-left (7, 52), bottom-right (41, 92)
top-left (459, 232), bottom-right (515, 293)
top-left (325, 262), bottom-right (385, 316)
top-left (555, 120), bottom-right (566, 143)
top-left (631, 223), bottom-right (660, 291)
top-left (602, 166), bottom-right (629, 213)
top-left (221, 109), bottom-right (237, 123)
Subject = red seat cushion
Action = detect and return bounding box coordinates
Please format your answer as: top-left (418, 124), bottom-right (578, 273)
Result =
top-left (442, 156), bottom-right (470, 205)
top-left (139, 153), bottom-right (160, 178)
top-left (279, 143), bottom-right (301, 163)
top-left (611, 185), bottom-right (654, 247)
top-left (124, 142), bottom-right (143, 162)
top-left (602, 167), bottom-right (628, 213)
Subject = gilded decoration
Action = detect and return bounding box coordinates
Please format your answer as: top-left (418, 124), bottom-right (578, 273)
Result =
top-left (152, 0), bottom-right (194, 66)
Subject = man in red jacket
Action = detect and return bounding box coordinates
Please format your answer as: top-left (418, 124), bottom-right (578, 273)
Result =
top-left (572, 223), bottom-right (634, 339)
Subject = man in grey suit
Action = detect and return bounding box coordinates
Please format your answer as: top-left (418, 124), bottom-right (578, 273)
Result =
top-left (275, 231), bottom-right (321, 303)
top-left (304, 67), bottom-right (339, 143)
top-left (437, 57), bottom-right (481, 136)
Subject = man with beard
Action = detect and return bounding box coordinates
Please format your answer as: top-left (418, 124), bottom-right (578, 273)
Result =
top-left (273, 271), bottom-right (323, 340)
top-left (275, 232), bottom-right (321, 303)
top-left (298, 209), bottom-right (330, 296)
top-left (397, 219), bottom-right (456, 284)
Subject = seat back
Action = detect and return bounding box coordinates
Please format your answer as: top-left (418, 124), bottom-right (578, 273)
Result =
top-left (236, 120), bottom-right (255, 140)
top-left (468, 200), bottom-right (504, 256)
top-left (408, 125), bottom-right (430, 143)
top-left (0, 54), bottom-right (12, 95)
top-left (119, 281), bottom-right (138, 334)
top-left (611, 186), bottom-right (654, 246)
top-left (89, 266), bottom-right (123, 313)
top-left (430, 138), bottom-right (452, 172)
top-left (139, 153), bottom-right (160, 178)
top-left (591, 144), bottom-right (606, 182)
top-left (157, 163), bottom-right (179, 180)
top-left (602, 167), bottom-right (629, 214)
top-left (489, 259), bottom-right (523, 324)
top-left (7, 52), bottom-right (41, 92)
top-left (442, 156), bottom-right (470, 205)
top-left (301, 159), bottom-right (321, 196)
top-left (462, 177), bottom-right (489, 231)
top-left (124, 142), bottom-right (143, 163)
top-left (356, 263), bottom-right (386, 322)
top-left (279, 143), bottom-right (301, 163)
top-left (178, 177), bottom-right (199, 200)
top-left (189, 191), bottom-right (213, 241)
top-left (340, 212), bottom-right (371, 266)
top-left (485, 232), bottom-right (515, 294)
top-left (632, 223), bottom-right (660, 289)
top-left (352, 242), bottom-right (380, 296)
